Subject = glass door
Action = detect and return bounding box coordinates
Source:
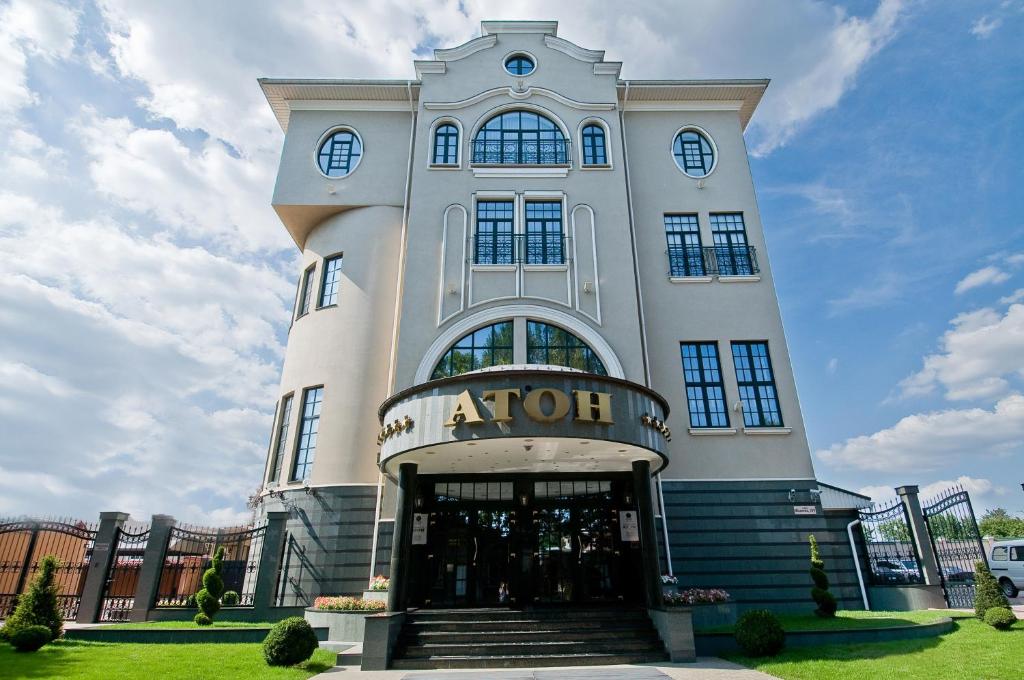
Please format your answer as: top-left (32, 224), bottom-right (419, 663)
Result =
top-left (424, 508), bottom-right (513, 607)
top-left (534, 507), bottom-right (576, 603)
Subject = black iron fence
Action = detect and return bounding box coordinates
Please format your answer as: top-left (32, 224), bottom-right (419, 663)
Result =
top-left (471, 138), bottom-right (570, 165)
top-left (667, 245), bottom-right (760, 277)
top-left (155, 522), bottom-right (266, 607)
top-left (99, 524), bottom-right (150, 622)
top-left (473, 234), bottom-right (569, 266)
top-left (858, 500), bottom-right (924, 586)
top-left (923, 486), bottom-right (985, 608)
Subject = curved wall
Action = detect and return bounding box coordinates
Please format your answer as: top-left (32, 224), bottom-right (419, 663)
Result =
top-left (270, 205), bottom-right (402, 487)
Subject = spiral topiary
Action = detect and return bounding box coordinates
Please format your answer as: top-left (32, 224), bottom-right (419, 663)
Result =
top-left (808, 534), bottom-right (837, 618)
top-left (193, 546), bottom-right (226, 625)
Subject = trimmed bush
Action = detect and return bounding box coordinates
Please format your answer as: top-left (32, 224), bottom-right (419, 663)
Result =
top-left (9, 625), bottom-right (51, 653)
top-left (263, 617), bottom-right (319, 667)
top-left (0, 555), bottom-right (62, 641)
top-left (193, 613), bottom-right (212, 626)
top-left (222, 590), bottom-right (240, 606)
top-left (193, 547), bottom-right (226, 625)
top-left (984, 607), bottom-right (1016, 630)
top-left (974, 560), bottom-right (1010, 620)
top-left (808, 535), bottom-right (837, 618)
top-left (734, 609), bottom-right (785, 657)
top-left (184, 594), bottom-right (197, 609)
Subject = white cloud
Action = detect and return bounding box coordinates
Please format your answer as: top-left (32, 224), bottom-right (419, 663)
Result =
top-left (0, 0), bottom-right (79, 116)
top-left (970, 16), bottom-right (1002, 38)
top-left (817, 394), bottom-right (1024, 472)
top-left (954, 265), bottom-right (1010, 294)
top-left (857, 476), bottom-right (997, 509)
top-left (999, 288), bottom-right (1024, 305)
top-left (827, 358), bottom-right (839, 375)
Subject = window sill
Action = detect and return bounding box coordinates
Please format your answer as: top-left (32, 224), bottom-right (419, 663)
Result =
top-left (523, 264), bottom-right (568, 272)
top-left (315, 304), bottom-right (338, 311)
top-left (471, 264), bottom-right (517, 272)
top-left (670, 276), bottom-right (712, 284)
top-left (472, 166), bottom-right (569, 178)
top-left (743, 427), bottom-right (792, 435)
top-left (294, 312), bottom-right (309, 321)
top-left (428, 163), bottom-right (461, 170)
top-left (688, 427), bottom-right (737, 436)
top-left (718, 275), bottom-right (761, 283)
top-left (580, 164), bottom-right (612, 170)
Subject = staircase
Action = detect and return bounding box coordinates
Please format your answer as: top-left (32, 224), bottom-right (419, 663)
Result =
top-left (390, 607), bottom-right (669, 669)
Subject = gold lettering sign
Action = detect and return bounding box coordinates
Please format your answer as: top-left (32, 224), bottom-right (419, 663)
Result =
top-left (482, 388), bottom-right (521, 423)
top-left (444, 386), bottom-right (618, 427)
top-left (573, 390), bottom-right (614, 425)
top-left (444, 389), bottom-right (485, 427)
top-left (522, 388), bottom-right (571, 423)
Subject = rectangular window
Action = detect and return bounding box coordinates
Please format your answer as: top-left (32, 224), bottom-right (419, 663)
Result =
top-left (433, 125), bottom-right (459, 165)
top-left (290, 387), bottom-right (323, 481)
top-left (475, 200), bottom-right (515, 264)
top-left (992, 547), bottom-right (1008, 561)
top-left (268, 394), bottom-right (293, 483)
top-left (318, 255), bottom-right (343, 307)
top-left (581, 126), bottom-right (607, 165)
top-left (680, 343), bottom-right (729, 428)
top-left (665, 214), bottom-right (704, 277)
top-left (731, 342), bottom-right (783, 427)
top-left (297, 265), bottom-right (316, 318)
top-left (710, 213), bottom-right (754, 275)
top-left (525, 201), bottom-right (564, 264)
top-left (1012, 547), bottom-right (1023, 561)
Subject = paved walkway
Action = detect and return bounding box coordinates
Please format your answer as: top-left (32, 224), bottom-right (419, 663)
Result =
top-left (311, 659), bottom-right (776, 679)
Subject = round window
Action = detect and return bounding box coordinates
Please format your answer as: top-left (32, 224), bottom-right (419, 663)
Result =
top-left (504, 54), bottom-right (535, 76)
top-left (316, 128), bottom-right (363, 178)
top-left (672, 128), bottom-right (716, 178)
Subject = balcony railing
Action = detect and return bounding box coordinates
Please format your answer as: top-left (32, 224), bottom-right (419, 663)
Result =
top-left (471, 139), bottom-right (571, 165)
top-left (667, 245), bottom-right (759, 277)
top-left (474, 234), bottom-right (568, 265)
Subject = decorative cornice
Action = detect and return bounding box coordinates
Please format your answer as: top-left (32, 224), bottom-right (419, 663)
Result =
top-left (414, 61), bottom-right (446, 78)
top-left (593, 62), bottom-right (622, 77)
top-left (425, 86), bottom-right (616, 112)
top-left (433, 34), bottom-right (497, 62)
top-left (481, 20), bottom-right (557, 35)
top-left (543, 35), bottom-right (604, 62)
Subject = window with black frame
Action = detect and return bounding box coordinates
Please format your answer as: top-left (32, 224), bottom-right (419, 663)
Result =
top-left (268, 394), bottom-right (293, 483)
top-left (672, 128), bottom-right (714, 177)
top-left (581, 124), bottom-right (607, 165)
top-left (711, 213), bottom-right (754, 275)
top-left (525, 201), bottom-right (564, 264)
top-left (296, 264), bottom-right (316, 319)
top-left (472, 111), bottom-right (568, 165)
top-left (318, 255), bottom-right (343, 307)
top-left (680, 343), bottom-right (728, 428)
top-left (431, 322), bottom-right (514, 379)
top-left (475, 200), bottom-right (515, 264)
top-left (432, 123), bottom-right (459, 165)
top-left (665, 214), bottom-right (704, 277)
top-left (731, 342), bottom-right (782, 427)
top-left (527, 321), bottom-right (606, 375)
top-left (290, 386), bottom-right (323, 481)
top-left (317, 129), bottom-right (362, 177)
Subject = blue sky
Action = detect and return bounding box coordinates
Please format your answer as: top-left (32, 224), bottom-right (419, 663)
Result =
top-left (0, 0), bottom-right (1022, 523)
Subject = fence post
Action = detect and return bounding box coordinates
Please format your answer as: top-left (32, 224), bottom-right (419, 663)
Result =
top-left (252, 511), bottom-right (290, 615)
top-left (76, 511), bottom-right (129, 623)
top-left (129, 514), bottom-right (175, 622)
top-left (896, 485), bottom-right (942, 586)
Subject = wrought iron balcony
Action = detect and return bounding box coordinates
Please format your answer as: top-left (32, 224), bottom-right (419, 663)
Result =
top-left (474, 234), bottom-right (568, 265)
top-left (471, 139), bottom-right (571, 165)
top-left (667, 245), bottom-right (759, 278)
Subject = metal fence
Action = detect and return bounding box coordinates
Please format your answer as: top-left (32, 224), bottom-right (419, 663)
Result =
top-left (923, 486), bottom-right (985, 608)
top-left (99, 524), bottom-right (150, 622)
top-left (858, 500), bottom-right (924, 586)
top-left (471, 138), bottom-right (570, 165)
top-left (667, 245), bottom-right (760, 277)
top-left (155, 522), bottom-right (266, 607)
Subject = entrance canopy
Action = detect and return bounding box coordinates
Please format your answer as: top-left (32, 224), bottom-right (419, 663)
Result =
top-left (377, 366), bottom-right (671, 478)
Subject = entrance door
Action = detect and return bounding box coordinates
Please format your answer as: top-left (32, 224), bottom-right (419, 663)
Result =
top-left (423, 508), bottom-right (512, 607)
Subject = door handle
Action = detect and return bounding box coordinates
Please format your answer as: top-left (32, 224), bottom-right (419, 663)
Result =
top-left (473, 536), bottom-right (478, 564)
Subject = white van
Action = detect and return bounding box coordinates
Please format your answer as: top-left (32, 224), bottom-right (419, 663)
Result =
top-left (989, 540), bottom-right (1024, 597)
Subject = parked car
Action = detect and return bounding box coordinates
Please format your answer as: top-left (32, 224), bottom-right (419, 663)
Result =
top-left (898, 560), bottom-right (924, 583)
top-left (874, 560), bottom-right (914, 584)
top-left (990, 540), bottom-right (1024, 597)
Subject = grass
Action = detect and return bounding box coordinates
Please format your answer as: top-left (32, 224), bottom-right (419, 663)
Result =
top-left (0, 639), bottom-right (335, 679)
top-left (727, 613), bottom-right (1023, 680)
top-left (101, 620), bottom-right (275, 630)
top-left (699, 609), bottom-right (950, 633)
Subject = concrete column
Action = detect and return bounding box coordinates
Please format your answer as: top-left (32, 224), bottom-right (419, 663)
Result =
top-left (632, 460), bottom-right (664, 610)
top-left (129, 515), bottom-right (176, 622)
top-left (896, 485), bottom-right (942, 587)
top-left (252, 510), bottom-right (290, 611)
top-left (76, 511), bottom-right (129, 623)
top-left (387, 462), bottom-right (417, 613)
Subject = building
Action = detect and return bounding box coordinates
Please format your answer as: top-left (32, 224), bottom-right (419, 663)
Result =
top-left (257, 20), bottom-right (863, 617)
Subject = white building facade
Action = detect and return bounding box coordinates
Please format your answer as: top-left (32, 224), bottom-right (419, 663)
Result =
top-left (258, 21), bottom-right (861, 615)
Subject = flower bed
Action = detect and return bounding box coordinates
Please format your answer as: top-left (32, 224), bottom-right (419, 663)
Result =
top-left (312, 596), bottom-right (386, 612)
top-left (665, 588), bottom-right (730, 606)
top-left (368, 575), bottom-right (389, 591)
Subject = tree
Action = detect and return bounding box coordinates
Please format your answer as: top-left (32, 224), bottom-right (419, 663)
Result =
top-left (974, 560), bottom-right (1010, 620)
top-left (808, 535), bottom-right (837, 618)
top-left (1, 555), bottom-right (63, 641)
top-left (193, 547), bottom-right (226, 625)
top-left (979, 508), bottom-right (1024, 539)
top-left (875, 519), bottom-right (911, 542)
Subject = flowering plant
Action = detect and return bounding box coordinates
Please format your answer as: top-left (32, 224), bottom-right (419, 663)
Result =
top-left (313, 596), bottom-right (386, 611)
top-left (369, 575), bottom-right (390, 591)
top-left (663, 588), bottom-right (730, 606)
top-left (660, 574), bottom-right (679, 585)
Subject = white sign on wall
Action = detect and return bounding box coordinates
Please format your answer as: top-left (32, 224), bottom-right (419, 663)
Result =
top-left (793, 506), bottom-right (818, 516)
top-left (412, 513), bottom-right (428, 545)
top-left (619, 510), bottom-right (640, 542)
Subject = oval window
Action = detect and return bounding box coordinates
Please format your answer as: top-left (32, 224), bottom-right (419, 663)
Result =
top-left (672, 128), bottom-right (715, 177)
top-left (317, 128), bottom-right (363, 178)
top-left (504, 54), bottom-right (535, 76)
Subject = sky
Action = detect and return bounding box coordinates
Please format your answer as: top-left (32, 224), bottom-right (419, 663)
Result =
top-left (0, 0), bottom-right (1022, 524)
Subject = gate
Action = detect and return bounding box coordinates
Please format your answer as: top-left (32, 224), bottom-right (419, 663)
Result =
top-left (0, 518), bottom-right (99, 621)
top-left (99, 524), bottom-right (150, 622)
top-left (155, 522), bottom-right (266, 607)
top-left (922, 486), bottom-right (985, 608)
top-left (857, 500), bottom-right (924, 585)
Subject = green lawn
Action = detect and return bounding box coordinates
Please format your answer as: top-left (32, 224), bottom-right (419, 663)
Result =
top-left (727, 614), bottom-right (1022, 680)
top-left (101, 620), bottom-right (275, 629)
top-left (0, 640), bottom-right (335, 679)
top-left (700, 609), bottom-right (950, 633)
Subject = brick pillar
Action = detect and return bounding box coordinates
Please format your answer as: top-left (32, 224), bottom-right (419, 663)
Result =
top-left (129, 515), bottom-right (176, 622)
top-left (76, 511), bottom-right (129, 623)
top-left (896, 485), bottom-right (942, 586)
top-left (252, 510), bottom-right (290, 613)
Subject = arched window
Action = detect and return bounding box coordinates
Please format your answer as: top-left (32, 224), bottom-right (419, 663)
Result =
top-left (433, 123), bottom-right (459, 165)
top-left (472, 111), bottom-right (568, 165)
top-left (317, 128), bottom-right (362, 178)
top-left (431, 322), bottom-right (514, 379)
top-left (672, 129), bottom-right (715, 177)
top-left (581, 124), bottom-right (607, 166)
top-left (527, 321), bottom-right (607, 375)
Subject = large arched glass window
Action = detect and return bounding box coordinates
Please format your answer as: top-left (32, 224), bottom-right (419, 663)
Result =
top-left (472, 111), bottom-right (568, 165)
top-left (581, 124), bottom-right (607, 166)
top-left (527, 321), bottom-right (607, 375)
top-left (432, 322), bottom-right (514, 379)
top-left (672, 129), bottom-right (715, 177)
top-left (433, 123), bottom-right (459, 165)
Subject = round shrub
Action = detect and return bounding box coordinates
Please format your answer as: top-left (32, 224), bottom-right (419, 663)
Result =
top-left (984, 607), bottom-right (1016, 630)
top-left (221, 591), bottom-right (240, 606)
top-left (193, 613), bottom-right (212, 626)
top-left (10, 625), bottom-right (52, 652)
top-left (263, 617), bottom-right (319, 667)
top-left (735, 609), bottom-right (785, 657)
top-left (184, 594), bottom-right (197, 608)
